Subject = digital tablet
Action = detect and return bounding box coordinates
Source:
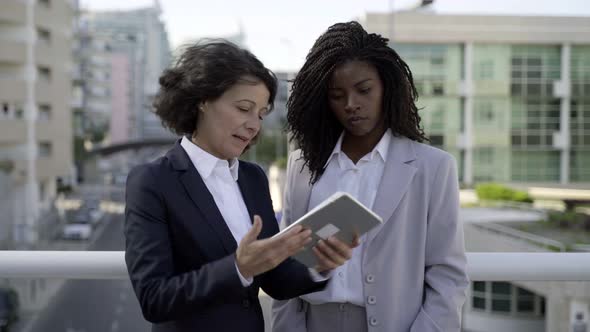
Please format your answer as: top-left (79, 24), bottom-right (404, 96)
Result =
top-left (274, 192), bottom-right (383, 268)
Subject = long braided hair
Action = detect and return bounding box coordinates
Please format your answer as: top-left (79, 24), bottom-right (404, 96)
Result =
top-left (287, 21), bottom-right (426, 184)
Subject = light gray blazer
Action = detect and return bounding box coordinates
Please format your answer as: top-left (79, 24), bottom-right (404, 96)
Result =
top-left (271, 135), bottom-right (469, 332)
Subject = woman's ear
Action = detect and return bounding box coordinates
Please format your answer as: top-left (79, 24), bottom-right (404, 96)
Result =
top-left (199, 101), bottom-right (210, 113)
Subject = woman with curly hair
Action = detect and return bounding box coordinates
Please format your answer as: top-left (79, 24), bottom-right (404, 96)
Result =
top-left (272, 22), bottom-right (469, 332)
top-left (124, 40), bottom-right (356, 332)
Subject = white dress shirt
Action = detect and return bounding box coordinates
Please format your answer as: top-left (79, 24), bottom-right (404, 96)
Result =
top-left (301, 129), bottom-right (392, 306)
top-left (181, 137), bottom-right (326, 287)
top-left (180, 136), bottom-right (254, 286)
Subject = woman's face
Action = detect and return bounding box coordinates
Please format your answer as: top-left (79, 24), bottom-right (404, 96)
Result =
top-left (328, 60), bottom-right (385, 139)
top-left (194, 76), bottom-right (270, 160)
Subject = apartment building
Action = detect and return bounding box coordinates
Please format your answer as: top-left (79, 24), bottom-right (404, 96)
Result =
top-left (0, 0), bottom-right (76, 246)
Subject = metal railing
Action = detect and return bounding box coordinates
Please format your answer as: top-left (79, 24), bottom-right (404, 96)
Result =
top-left (1, 251), bottom-right (590, 281)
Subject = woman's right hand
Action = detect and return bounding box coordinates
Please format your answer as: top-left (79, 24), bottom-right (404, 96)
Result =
top-left (236, 215), bottom-right (312, 279)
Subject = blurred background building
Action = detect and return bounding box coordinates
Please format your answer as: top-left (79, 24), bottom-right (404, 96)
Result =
top-left (80, 0), bottom-right (172, 141)
top-left (363, 7), bottom-right (590, 187)
top-left (0, 0), bottom-right (77, 247)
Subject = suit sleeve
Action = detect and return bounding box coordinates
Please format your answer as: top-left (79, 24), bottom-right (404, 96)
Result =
top-left (271, 152), bottom-right (311, 332)
top-left (410, 155), bottom-right (469, 332)
top-left (253, 162), bottom-right (327, 301)
top-left (124, 164), bottom-right (245, 323)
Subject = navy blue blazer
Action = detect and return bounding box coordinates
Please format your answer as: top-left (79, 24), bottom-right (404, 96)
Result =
top-left (124, 140), bottom-right (325, 332)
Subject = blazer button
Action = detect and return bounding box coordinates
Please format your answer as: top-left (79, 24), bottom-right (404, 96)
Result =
top-left (369, 316), bottom-right (379, 326)
top-left (367, 296), bottom-right (377, 305)
top-left (365, 274), bottom-right (375, 283)
top-left (242, 299), bottom-right (251, 308)
top-left (369, 317), bottom-right (379, 326)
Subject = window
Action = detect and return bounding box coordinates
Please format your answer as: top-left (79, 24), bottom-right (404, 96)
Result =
top-left (432, 83), bottom-right (444, 96)
top-left (39, 181), bottom-right (45, 202)
top-left (1, 102), bottom-right (10, 118)
top-left (431, 56), bottom-right (444, 66)
top-left (475, 102), bottom-right (495, 127)
top-left (476, 148), bottom-right (494, 164)
top-left (511, 83), bottom-right (522, 95)
top-left (38, 104), bottom-right (51, 121)
top-left (37, 66), bottom-right (51, 82)
top-left (491, 282), bottom-right (512, 313)
top-left (429, 135), bottom-right (444, 147)
top-left (517, 287), bottom-right (535, 313)
top-left (415, 81), bottom-right (425, 95)
top-left (37, 27), bottom-right (51, 44)
top-left (477, 60), bottom-right (494, 80)
top-left (511, 135), bottom-right (522, 146)
top-left (470, 282), bottom-right (546, 317)
top-left (38, 142), bottom-right (52, 157)
top-left (472, 282), bottom-right (486, 310)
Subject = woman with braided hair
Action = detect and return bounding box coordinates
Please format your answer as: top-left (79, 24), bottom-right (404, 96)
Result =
top-left (271, 22), bottom-right (469, 332)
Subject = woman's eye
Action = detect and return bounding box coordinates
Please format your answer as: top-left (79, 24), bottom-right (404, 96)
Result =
top-left (359, 88), bottom-right (371, 94)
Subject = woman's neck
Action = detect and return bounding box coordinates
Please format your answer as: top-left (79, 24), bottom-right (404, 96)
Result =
top-left (341, 126), bottom-right (387, 164)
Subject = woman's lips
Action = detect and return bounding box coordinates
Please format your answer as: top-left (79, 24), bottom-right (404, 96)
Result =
top-left (233, 134), bottom-right (250, 143)
top-left (348, 116), bottom-right (367, 125)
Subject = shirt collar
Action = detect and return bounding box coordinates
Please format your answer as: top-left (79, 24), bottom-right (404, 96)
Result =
top-left (180, 136), bottom-right (239, 181)
top-left (325, 129), bottom-right (392, 167)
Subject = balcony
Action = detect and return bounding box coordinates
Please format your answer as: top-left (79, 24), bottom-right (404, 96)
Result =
top-left (35, 80), bottom-right (53, 104)
top-left (0, 1), bottom-right (27, 24)
top-left (35, 3), bottom-right (53, 29)
top-left (0, 120), bottom-right (26, 143)
top-left (0, 79), bottom-right (26, 101)
top-left (35, 42), bottom-right (53, 67)
top-left (0, 40), bottom-right (27, 64)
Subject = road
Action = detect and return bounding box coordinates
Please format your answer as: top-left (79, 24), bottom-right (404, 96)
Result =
top-left (28, 212), bottom-right (150, 332)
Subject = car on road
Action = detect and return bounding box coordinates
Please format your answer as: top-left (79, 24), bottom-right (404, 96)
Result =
top-left (61, 223), bottom-right (93, 240)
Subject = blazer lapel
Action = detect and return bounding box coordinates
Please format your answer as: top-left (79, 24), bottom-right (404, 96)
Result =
top-left (237, 171), bottom-right (255, 221)
top-left (167, 142), bottom-right (238, 254)
top-left (236, 165), bottom-right (281, 241)
top-left (365, 136), bottom-right (417, 245)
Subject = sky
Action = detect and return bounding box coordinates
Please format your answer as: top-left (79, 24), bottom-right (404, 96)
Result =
top-left (79, 0), bottom-right (590, 72)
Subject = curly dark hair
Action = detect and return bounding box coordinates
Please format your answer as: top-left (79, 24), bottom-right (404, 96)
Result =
top-left (287, 21), bottom-right (426, 183)
top-left (153, 40), bottom-right (277, 136)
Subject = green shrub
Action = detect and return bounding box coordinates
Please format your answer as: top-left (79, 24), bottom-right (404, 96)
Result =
top-left (475, 183), bottom-right (533, 203)
top-left (547, 210), bottom-right (583, 229)
top-left (512, 190), bottom-right (534, 203)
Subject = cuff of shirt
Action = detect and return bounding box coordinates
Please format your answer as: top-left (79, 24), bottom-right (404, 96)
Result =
top-left (308, 268), bottom-right (332, 282)
top-left (235, 261), bottom-right (253, 287)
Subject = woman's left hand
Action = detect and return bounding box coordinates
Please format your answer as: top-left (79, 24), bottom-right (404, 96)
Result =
top-left (313, 235), bottom-right (360, 273)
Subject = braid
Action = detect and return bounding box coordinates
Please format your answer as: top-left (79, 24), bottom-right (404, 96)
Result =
top-left (287, 21), bottom-right (427, 184)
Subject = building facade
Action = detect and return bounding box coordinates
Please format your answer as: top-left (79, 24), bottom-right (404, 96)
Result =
top-left (362, 11), bottom-right (590, 186)
top-left (82, 1), bottom-right (172, 140)
top-left (0, 0), bottom-right (76, 246)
